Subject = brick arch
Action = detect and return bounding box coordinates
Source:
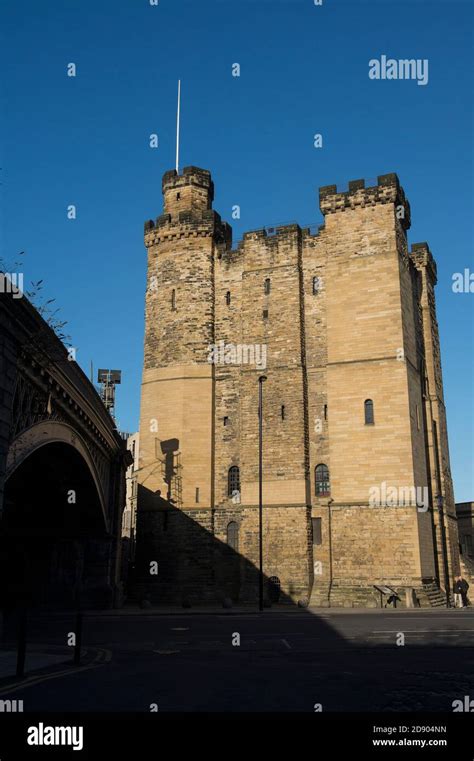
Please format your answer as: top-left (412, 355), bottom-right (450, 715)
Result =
top-left (6, 419), bottom-right (108, 526)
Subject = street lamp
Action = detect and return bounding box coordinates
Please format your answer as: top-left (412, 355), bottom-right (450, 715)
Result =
top-left (327, 498), bottom-right (334, 607)
top-left (258, 375), bottom-right (267, 611)
top-left (436, 493), bottom-right (451, 608)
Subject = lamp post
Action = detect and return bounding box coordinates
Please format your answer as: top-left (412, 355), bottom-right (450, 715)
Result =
top-left (258, 375), bottom-right (267, 611)
top-left (327, 498), bottom-right (334, 607)
top-left (436, 493), bottom-right (451, 608)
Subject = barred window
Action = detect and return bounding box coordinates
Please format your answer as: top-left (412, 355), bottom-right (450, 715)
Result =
top-left (228, 466), bottom-right (240, 497)
top-left (315, 464), bottom-right (330, 496)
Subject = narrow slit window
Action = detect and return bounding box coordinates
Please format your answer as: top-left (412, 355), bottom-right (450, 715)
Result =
top-left (195, 487), bottom-right (200, 503)
top-left (223, 416), bottom-right (229, 426)
top-left (313, 276), bottom-right (320, 295)
top-left (176, 192), bottom-right (180, 200)
top-left (263, 309), bottom-right (269, 319)
top-left (227, 521), bottom-right (239, 551)
top-left (420, 359), bottom-right (427, 395)
top-left (171, 289), bottom-right (176, 310)
top-left (324, 404), bottom-right (328, 421)
top-left (264, 278), bottom-right (271, 295)
top-left (225, 291), bottom-right (231, 306)
top-left (312, 517), bottom-right (322, 546)
top-left (364, 399), bottom-right (374, 425)
top-left (281, 405), bottom-right (285, 420)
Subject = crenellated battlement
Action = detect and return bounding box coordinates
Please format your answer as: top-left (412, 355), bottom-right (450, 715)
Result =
top-left (319, 173), bottom-right (411, 230)
top-left (162, 165), bottom-right (214, 199)
top-left (243, 222), bottom-right (301, 242)
top-left (144, 208), bottom-right (231, 248)
top-left (146, 169), bottom-right (414, 251)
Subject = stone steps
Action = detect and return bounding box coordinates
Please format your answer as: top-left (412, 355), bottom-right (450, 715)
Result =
top-left (417, 581), bottom-right (448, 608)
top-left (311, 582), bottom-right (450, 609)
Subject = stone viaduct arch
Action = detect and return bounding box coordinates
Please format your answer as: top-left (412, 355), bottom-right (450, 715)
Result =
top-left (0, 287), bottom-right (131, 615)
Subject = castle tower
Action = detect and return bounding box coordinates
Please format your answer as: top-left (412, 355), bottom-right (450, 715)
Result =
top-left (135, 167), bottom-right (458, 608)
top-left (309, 175), bottom-right (438, 605)
top-left (136, 166), bottom-right (231, 601)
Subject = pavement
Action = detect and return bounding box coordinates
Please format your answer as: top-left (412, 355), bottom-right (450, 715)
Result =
top-left (0, 649), bottom-right (72, 679)
top-left (0, 607), bottom-right (472, 712)
top-left (33, 601), bottom-right (471, 616)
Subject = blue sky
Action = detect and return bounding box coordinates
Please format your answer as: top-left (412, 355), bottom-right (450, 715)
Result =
top-left (1, 0), bottom-right (473, 500)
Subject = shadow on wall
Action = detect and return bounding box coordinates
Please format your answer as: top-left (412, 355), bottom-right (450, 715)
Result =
top-left (131, 482), bottom-right (302, 608)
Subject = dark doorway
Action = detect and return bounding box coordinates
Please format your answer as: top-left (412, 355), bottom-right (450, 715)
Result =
top-left (268, 575), bottom-right (281, 603)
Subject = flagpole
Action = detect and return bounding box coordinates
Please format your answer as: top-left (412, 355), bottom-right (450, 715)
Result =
top-left (176, 79), bottom-right (181, 174)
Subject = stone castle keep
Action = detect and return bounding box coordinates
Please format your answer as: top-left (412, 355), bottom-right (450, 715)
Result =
top-left (135, 165), bottom-right (459, 607)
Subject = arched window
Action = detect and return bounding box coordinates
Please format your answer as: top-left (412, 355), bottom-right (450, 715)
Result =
top-left (315, 464), bottom-right (330, 496)
top-left (228, 466), bottom-right (240, 497)
top-left (225, 291), bottom-right (231, 306)
top-left (364, 399), bottom-right (374, 425)
top-left (264, 278), bottom-right (271, 295)
top-left (227, 521), bottom-right (239, 551)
